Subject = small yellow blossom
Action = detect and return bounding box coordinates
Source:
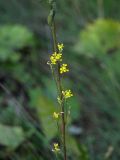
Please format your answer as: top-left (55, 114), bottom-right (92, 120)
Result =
top-left (53, 112), bottom-right (59, 119)
top-left (52, 143), bottom-right (60, 152)
top-left (50, 55), bottom-right (57, 64)
top-left (60, 64), bottom-right (69, 74)
top-left (62, 90), bottom-right (73, 99)
top-left (50, 52), bottom-right (62, 64)
top-left (56, 54), bottom-right (62, 61)
top-left (58, 43), bottom-right (64, 52)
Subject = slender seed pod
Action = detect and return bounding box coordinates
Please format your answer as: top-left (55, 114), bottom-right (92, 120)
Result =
top-left (47, 0), bottom-right (56, 26)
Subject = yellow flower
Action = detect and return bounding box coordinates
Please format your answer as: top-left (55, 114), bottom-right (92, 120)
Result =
top-left (60, 64), bottom-right (69, 74)
top-left (58, 43), bottom-right (64, 52)
top-left (50, 55), bottom-right (57, 64)
top-left (50, 52), bottom-right (62, 64)
top-left (52, 143), bottom-right (60, 152)
top-left (53, 112), bottom-right (59, 119)
top-left (62, 90), bottom-right (73, 99)
top-left (55, 53), bottom-right (62, 61)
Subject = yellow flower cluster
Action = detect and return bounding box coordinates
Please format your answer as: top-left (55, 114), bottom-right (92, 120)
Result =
top-left (62, 90), bottom-right (73, 99)
top-left (58, 43), bottom-right (64, 52)
top-left (49, 44), bottom-right (69, 74)
top-left (53, 112), bottom-right (59, 119)
top-left (52, 143), bottom-right (60, 152)
top-left (50, 52), bottom-right (62, 64)
top-left (60, 64), bottom-right (69, 74)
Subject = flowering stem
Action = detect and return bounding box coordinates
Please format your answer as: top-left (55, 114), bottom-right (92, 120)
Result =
top-left (51, 22), bottom-right (67, 160)
top-left (61, 102), bottom-right (67, 160)
top-left (48, 4), bottom-right (67, 160)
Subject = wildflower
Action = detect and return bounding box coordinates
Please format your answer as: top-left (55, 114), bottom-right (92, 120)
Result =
top-left (62, 90), bottom-right (73, 99)
top-left (53, 112), bottom-right (59, 119)
top-left (52, 143), bottom-right (60, 152)
top-left (50, 55), bottom-right (57, 64)
top-left (50, 52), bottom-right (62, 64)
top-left (58, 43), bottom-right (64, 52)
top-left (60, 64), bottom-right (69, 74)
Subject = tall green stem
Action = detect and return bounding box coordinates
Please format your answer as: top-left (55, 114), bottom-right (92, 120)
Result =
top-left (48, 1), bottom-right (67, 158)
top-left (51, 21), bottom-right (67, 160)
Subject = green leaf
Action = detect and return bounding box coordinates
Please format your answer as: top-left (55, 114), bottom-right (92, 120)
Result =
top-left (0, 25), bottom-right (34, 62)
top-left (29, 86), bottom-right (58, 140)
top-left (0, 124), bottom-right (25, 149)
top-left (75, 19), bottom-right (120, 58)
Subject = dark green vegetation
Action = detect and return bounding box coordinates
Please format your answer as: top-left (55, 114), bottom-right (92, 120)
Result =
top-left (0, 0), bottom-right (120, 159)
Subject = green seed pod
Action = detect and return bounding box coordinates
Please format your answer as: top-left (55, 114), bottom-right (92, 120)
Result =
top-left (49, 0), bottom-right (54, 5)
top-left (52, 2), bottom-right (56, 11)
top-left (47, 10), bottom-right (55, 26)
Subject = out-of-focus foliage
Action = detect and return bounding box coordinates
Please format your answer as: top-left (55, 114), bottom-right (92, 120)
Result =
top-left (0, 25), bottom-right (53, 160)
top-left (0, 25), bottom-right (34, 61)
top-left (74, 19), bottom-right (120, 159)
top-left (0, 25), bottom-right (35, 84)
top-left (29, 86), bottom-right (58, 140)
top-left (0, 124), bottom-right (25, 149)
top-left (75, 19), bottom-right (120, 58)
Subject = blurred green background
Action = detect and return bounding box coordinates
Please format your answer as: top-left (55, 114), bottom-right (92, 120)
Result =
top-left (0, 0), bottom-right (120, 159)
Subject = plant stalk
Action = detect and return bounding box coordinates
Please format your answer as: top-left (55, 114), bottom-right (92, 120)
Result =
top-left (50, 21), bottom-right (67, 160)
